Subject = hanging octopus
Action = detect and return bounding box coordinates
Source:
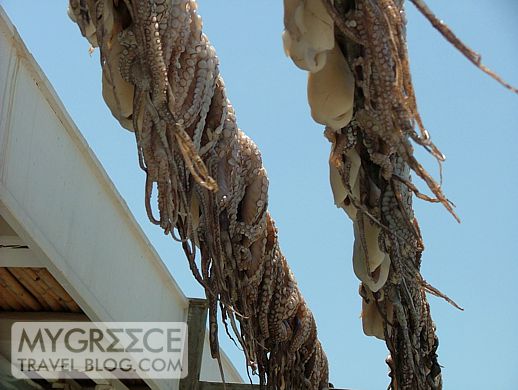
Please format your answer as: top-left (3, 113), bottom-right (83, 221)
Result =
top-left (68, 0), bottom-right (330, 388)
top-left (283, 0), bottom-right (516, 389)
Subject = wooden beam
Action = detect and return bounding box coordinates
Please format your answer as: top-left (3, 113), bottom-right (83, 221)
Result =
top-left (179, 298), bottom-right (208, 390)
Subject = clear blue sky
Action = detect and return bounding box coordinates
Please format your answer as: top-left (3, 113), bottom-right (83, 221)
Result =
top-left (2, 1), bottom-right (517, 388)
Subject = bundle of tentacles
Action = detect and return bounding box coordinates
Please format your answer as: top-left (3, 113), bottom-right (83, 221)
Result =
top-left (283, 0), bottom-right (447, 388)
top-left (69, 0), bottom-right (330, 388)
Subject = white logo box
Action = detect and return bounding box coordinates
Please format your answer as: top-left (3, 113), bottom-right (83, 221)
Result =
top-left (11, 322), bottom-right (188, 379)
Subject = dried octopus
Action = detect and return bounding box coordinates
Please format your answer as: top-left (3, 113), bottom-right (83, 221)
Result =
top-left (283, 0), bottom-right (516, 389)
top-left (69, 0), bottom-right (330, 388)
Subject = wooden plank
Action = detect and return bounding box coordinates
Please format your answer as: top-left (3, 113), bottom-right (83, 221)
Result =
top-left (33, 268), bottom-right (82, 312)
top-left (179, 298), bottom-right (208, 390)
top-left (0, 267), bottom-right (42, 310)
top-left (8, 267), bottom-right (60, 311)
